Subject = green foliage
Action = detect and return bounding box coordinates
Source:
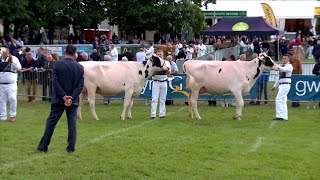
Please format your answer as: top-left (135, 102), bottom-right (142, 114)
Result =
top-left (0, 100), bottom-right (319, 179)
top-left (105, 0), bottom-right (215, 34)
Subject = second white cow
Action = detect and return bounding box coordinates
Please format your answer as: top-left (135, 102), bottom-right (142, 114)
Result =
top-left (184, 53), bottom-right (279, 120)
top-left (78, 55), bottom-right (169, 120)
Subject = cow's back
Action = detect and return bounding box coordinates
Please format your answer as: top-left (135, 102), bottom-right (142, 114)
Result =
top-left (80, 61), bottom-right (145, 96)
top-left (184, 60), bottom-right (254, 94)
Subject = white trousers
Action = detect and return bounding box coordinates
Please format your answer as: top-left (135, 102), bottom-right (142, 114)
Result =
top-left (0, 83), bottom-right (18, 120)
top-left (275, 84), bottom-right (290, 120)
top-left (306, 46), bottom-right (313, 59)
top-left (151, 82), bottom-right (167, 117)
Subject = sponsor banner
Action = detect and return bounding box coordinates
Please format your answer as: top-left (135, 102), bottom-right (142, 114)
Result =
top-left (107, 74), bottom-right (319, 101)
top-left (289, 75), bottom-right (320, 100)
top-left (261, 3), bottom-right (277, 27)
top-left (25, 45), bottom-right (93, 58)
top-left (108, 74), bottom-right (258, 100)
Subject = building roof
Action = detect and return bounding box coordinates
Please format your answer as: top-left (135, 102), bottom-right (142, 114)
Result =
top-left (202, 0), bottom-right (319, 19)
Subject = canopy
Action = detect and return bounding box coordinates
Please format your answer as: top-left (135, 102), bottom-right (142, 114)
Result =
top-left (200, 17), bottom-right (284, 36)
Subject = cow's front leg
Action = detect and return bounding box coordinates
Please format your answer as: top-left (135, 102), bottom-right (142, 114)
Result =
top-left (127, 97), bottom-right (134, 119)
top-left (232, 91), bottom-right (244, 120)
top-left (121, 90), bottom-right (133, 120)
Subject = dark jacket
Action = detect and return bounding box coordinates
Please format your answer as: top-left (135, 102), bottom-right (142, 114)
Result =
top-left (51, 58), bottom-right (84, 106)
top-left (313, 61), bottom-right (320, 75)
top-left (312, 44), bottom-right (320, 56)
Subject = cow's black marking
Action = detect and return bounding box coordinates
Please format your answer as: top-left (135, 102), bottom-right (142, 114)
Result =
top-left (218, 68), bottom-right (222, 73)
top-left (123, 84), bottom-right (125, 86)
top-left (152, 57), bottom-right (161, 67)
top-left (139, 70), bottom-right (142, 75)
top-left (142, 61), bottom-right (147, 67)
top-left (145, 70), bottom-right (149, 78)
top-left (246, 76), bottom-right (250, 81)
top-left (146, 65), bottom-right (149, 69)
top-left (264, 56), bottom-right (274, 67)
top-left (254, 60), bottom-right (262, 79)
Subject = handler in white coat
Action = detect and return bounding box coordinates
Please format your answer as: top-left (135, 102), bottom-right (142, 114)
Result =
top-left (0, 46), bottom-right (22, 122)
top-left (151, 50), bottom-right (171, 119)
top-left (272, 54), bottom-right (293, 121)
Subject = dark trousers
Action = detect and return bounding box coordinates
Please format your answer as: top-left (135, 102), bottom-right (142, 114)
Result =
top-left (37, 104), bottom-right (78, 152)
top-left (42, 77), bottom-right (52, 101)
top-left (314, 55), bottom-right (320, 63)
top-left (256, 81), bottom-right (268, 104)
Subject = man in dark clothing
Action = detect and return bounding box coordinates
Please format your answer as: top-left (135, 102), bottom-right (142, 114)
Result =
top-left (312, 40), bottom-right (320, 63)
top-left (253, 37), bottom-right (260, 54)
top-left (122, 48), bottom-right (135, 61)
top-left (36, 45), bottom-right (84, 153)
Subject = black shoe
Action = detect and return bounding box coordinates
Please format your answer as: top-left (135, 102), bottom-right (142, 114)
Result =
top-left (160, 116), bottom-right (165, 118)
top-left (32, 149), bottom-right (47, 154)
top-left (273, 118), bottom-right (285, 120)
top-left (67, 150), bottom-right (74, 153)
top-left (151, 117), bottom-right (155, 119)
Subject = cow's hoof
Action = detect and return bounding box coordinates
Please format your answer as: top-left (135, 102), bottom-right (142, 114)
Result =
top-left (127, 116), bottom-right (132, 119)
top-left (233, 116), bottom-right (241, 120)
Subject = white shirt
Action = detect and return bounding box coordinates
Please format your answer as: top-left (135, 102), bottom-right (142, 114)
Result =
top-left (146, 46), bottom-right (154, 59)
top-left (0, 56), bottom-right (22, 84)
top-left (136, 51), bottom-right (146, 62)
top-left (16, 40), bottom-right (24, 47)
top-left (186, 47), bottom-right (194, 60)
top-left (273, 63), bottom-right (293, 87)
top-left (197, 44), bottom-right (207, 57)
top-left (109, 47), bottom-right (118, 62)
top-left (175, 43), bottom-right (182, 56)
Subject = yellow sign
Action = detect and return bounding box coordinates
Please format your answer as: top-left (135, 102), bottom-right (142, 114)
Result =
top-left (261, 3), bottom-right (277, 27)
top-left (315, 7), bottom-right (320, 16)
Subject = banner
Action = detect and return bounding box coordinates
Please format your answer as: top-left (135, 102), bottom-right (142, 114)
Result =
top-left (108, 74), bottom-right (319, 101)
top-left (289, 75), bottom-right (320, 100)
top-left (261, 3), bottom-right (277, 27)
top-left (26, 45), bottom-right (93, 57)
top-left (108, 74), bottom-right (258, 100)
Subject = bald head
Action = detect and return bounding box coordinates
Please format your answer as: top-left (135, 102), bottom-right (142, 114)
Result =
top-left (104, 55), bottom-right (110, 61)
top-left (81, 52), bottom-right (89, 60)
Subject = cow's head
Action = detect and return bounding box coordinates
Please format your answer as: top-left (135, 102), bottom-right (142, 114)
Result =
top-left (149, 54), bottom-right (169, 71)
top-left (258, 52), bottom-right (279, 70)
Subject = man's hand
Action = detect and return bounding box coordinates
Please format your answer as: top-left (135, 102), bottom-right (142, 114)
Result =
top-left (63, 96), bottom-right (73, 106)
top-left (8, 55), bottom-right (13, 63)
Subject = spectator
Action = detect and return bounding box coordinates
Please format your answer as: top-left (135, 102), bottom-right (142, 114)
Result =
top-left (20, 52), bottom-right (37, 102)
top-left (109, 44), bottom-right (118, 62)
top-left (222, 57), bottom-right (228, 61)
top-left (90, 49), bottom-right (100, 61)
top-left (81, 52), bottom-right (93, 61)
top-left (16, 38), bottom-right (24, 47)
top-left (123, 48), bottom-right (135, 61)
top-left (249, 53), bottom-right (259, 105)
top-left (256, 69), bottom-right (270, 105)
top-left (136, 48), bottom-right (146, 62)
top-left (306, 37), bottom-right (314, 59)
top-left (229, 55), bottom-right (236, 61)
top-left (186, 44), bottom-right (194, 60)
top-left (112, 33), bottom-right (118, 44)
top-left (165, 55), bottom-right (178, 105)
top-left (197, 40), bottom-right (207, 58)
top-left (41, 54), bottom-right (54, 101)
top-left (0, 46), bottom-right (22, 122)
top-left (312, 40), bottom-right (320, 63)
top-left (253, 37), bottom-right (260, 54)
top-left (290, 52), bottom-right (302, 107)
top-left (145, 42), bottom-right (154, 59)
top-left (121, 56), bottom-right (128, 61)
top-left (238, 54), bottom-right (247, 61)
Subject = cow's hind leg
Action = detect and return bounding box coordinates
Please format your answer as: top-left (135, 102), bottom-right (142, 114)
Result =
top-left (190, 89), bottom-right (201, 119)
top-left (121, 90), bottom-right (134, 120)
top-left (127, 97), bottom-right (134, 119)
top-left (232, 91), bottom-right (244, 120)
top-left (77, 91), bottom-right (85, 120)
top-left (87, 87), bottom-right (99, 120)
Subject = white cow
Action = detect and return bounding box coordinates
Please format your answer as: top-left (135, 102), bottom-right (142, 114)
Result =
top-left (77, 55), bottom-right (169, 120)
top-left (184, 53), bottom-right (279, 120)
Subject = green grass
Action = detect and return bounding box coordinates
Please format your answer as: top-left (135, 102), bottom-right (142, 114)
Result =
top-left (0, 99), bottom-right (319, 179)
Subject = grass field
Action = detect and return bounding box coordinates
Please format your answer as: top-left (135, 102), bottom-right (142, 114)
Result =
top-left (0, 99), bottom-right (319, 179)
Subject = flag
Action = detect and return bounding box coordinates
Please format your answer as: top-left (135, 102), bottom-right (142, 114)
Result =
top-left (261, 3), bottom-right (277, 27)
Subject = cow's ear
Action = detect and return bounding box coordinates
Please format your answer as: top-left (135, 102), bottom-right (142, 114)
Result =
top-left (152, 56), bottom-right (161, 67)
top-left (264, 56), bottom-right (274, 67)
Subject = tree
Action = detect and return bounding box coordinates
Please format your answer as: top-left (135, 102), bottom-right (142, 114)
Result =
top-left (105, 0), bottom-right (216, 35)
